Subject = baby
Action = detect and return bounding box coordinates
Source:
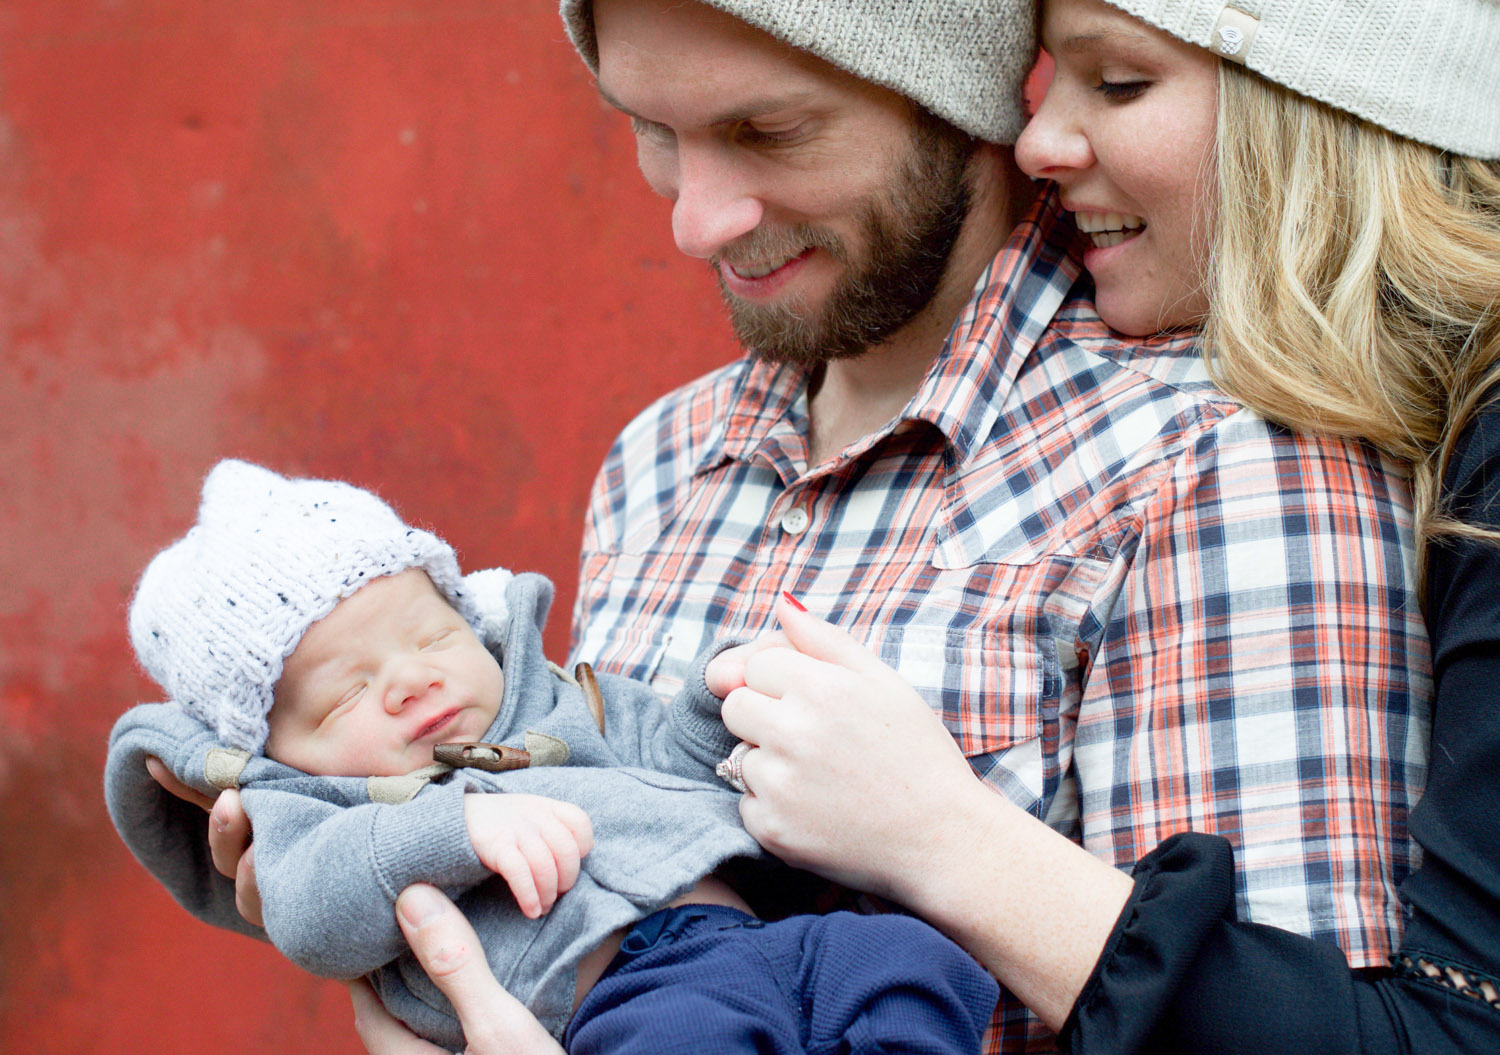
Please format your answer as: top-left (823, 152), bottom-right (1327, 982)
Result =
top-left (106, 460), bottom-right (997, 1053)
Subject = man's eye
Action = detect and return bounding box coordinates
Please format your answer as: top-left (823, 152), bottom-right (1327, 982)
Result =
top-left (1094, 79), bottom-right (1148, 102)
top-left (737, 123), bottom-right (802, 146)
top-left (630, 117), bottom-right (675, 142)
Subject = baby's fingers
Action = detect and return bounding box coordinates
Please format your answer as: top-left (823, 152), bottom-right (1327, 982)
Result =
top-left (483, 836), bottom-right (546, 919)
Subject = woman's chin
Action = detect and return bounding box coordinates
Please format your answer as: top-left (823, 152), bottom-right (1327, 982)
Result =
top-left (1095, 290), bottom-right (1204, 338)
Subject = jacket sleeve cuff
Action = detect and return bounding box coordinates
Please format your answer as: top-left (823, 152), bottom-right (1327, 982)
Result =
top-left (368, 782), bottom-right (492, 899)
top-left (669, 638), bottom-right (749, 766)
top-left (1061, 831), bottom-right (1236, 1055)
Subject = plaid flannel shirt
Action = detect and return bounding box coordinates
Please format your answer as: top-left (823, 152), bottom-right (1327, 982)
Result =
top-left (569, 191), bottom-right (1431, 1051)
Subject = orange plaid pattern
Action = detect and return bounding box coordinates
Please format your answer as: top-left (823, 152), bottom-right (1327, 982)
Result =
top-left (569, 190), bottom-right (1431, 1052)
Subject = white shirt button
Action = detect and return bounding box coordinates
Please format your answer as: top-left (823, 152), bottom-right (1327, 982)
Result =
top-left (780, 506), bottom-right (810, 535)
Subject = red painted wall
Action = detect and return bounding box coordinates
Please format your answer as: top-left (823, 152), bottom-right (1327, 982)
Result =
top-left (0, 3), bottom-right (737, 1051)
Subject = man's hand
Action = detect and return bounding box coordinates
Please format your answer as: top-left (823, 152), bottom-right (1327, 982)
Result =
top-left (463, 795), bottom-right (594, 918)
top-left (145, 756), bottom-right (264, 927)
top-left (351, 884), bottom-right (564, 1055)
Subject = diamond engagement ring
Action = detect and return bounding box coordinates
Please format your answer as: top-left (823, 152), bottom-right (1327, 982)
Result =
top-left (716, 742), bottom-right (753, 793)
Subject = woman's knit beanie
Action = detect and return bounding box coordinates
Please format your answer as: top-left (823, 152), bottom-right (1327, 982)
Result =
top-left (1105, 1), bottom-right (1500, 159)
top-left (128, 460), bottom-right (504, 754)
top-left (558, 0), bottom-right (1037, 145)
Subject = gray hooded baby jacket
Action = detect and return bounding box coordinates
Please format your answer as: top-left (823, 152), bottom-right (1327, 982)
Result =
top-left (105, 572), bottom-right (759, 1048)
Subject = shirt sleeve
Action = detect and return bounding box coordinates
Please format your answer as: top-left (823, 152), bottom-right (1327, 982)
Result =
top-left (244, 780), bottom-right (491, 979)
top-left (1073, 410), bottom-right (1429, 965)
top-left (1062, 411), bottom-right (1500, 1055)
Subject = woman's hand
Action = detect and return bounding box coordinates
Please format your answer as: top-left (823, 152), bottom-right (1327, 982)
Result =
top-left (717, 594), bottom-right (991, 905)
top-left (351, 884), bottom-right (565, 1055)
top-left (720, 597), bottom-right (1135, 1029)
top-left (145, 756), bottom-right (264, 927)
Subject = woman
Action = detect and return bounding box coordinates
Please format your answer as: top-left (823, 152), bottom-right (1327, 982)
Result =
top-left (365, 0), bottom-right (1500, 1051)
top-left (1005, 1), bottom-right (1500, 1050)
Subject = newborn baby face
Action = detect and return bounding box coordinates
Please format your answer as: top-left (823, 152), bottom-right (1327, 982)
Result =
top-left (265, 569), bottom-right (505, 776)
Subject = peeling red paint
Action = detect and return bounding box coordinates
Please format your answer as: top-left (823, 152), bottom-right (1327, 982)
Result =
top-left (1, 3), bottom-right (734, 1051)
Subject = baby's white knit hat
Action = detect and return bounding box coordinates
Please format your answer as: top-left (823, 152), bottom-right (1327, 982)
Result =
top-left (1106, 1), bottom-right (1500, 159)
top-left (128, 460), bottom-right (508, 754)
top-left (558, 0), bottom-right (1036, 145)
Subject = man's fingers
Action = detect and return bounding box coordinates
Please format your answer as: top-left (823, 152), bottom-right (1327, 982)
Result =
top-left (146, 756), bottom-right (217, 812)
top-left (208, 788), bottom-right (252, 879)
top-left (234, 843), bottom-right (265, 927)
top-left (394, 885), bottom-right (565, 1055)
top-left (350, 977), bottom-right (448, 1055)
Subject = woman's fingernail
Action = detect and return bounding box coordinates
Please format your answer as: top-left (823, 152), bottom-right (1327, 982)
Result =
top-left (398, 885), bottom-right (444, 927)
top-left (211, 802), bottom-right (229, 833)
top-left (782, 591), bottom-right (807, 612)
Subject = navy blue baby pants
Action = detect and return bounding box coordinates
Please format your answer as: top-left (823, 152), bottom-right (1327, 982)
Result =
top-left (565, 904), bottom-right (999, 1055)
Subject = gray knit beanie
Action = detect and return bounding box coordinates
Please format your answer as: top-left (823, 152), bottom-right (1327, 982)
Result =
top-left (1105, 1), bottom-right (1500, 159)
top-left (128, 460), bottom-right (511, 754)
top-left (559, 0), bottom-right (1036, 145)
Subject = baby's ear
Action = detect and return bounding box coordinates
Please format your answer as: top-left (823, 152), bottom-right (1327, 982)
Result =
top-left (462, 568), bottom-right (514, 649)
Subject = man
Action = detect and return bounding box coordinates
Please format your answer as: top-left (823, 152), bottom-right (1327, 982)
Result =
top-left (196, 1), bottom-right (1430, 1051)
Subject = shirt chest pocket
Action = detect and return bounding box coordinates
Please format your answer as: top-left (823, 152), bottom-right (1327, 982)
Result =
top-left (876, 624), bottom-right (1049, 762)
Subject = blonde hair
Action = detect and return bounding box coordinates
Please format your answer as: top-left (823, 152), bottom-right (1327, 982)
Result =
top-left (1202, 64), bottom-right (1500, 567)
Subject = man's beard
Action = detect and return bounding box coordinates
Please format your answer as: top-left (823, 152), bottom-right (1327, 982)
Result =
top-left (713, 117), bottom-right (977, 366)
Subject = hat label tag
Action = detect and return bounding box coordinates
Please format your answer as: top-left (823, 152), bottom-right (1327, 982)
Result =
top-left (1213, 7), bottom-right (1260, 64)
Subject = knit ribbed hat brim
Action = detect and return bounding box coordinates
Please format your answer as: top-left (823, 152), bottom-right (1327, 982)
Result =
top-left (559, 0), bottom-right (1037, 145)
top-left (128, 460), bottom-right (488, 754)
top-left (1108, 1), bottom-right (1500, 159)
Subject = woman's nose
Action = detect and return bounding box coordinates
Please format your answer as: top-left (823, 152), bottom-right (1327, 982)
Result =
top-left (1015, 91), bottom-right (1095, 182)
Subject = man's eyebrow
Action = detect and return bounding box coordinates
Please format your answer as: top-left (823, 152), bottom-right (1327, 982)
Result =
top-left (596, 84), bottom-right (815, 126)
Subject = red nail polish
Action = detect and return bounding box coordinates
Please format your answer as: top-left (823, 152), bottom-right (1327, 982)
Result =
top-left (782, 590), bottom-right (807, 612)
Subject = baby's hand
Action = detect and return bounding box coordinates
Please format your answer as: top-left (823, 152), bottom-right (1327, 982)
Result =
top-left (462, 795), bottom-right (594, 919)
top-left (705, 629), bottom-right (792, 697)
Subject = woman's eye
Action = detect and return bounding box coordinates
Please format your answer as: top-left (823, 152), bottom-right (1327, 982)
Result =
top-left (1094, 79), bottom-right (1148, 102)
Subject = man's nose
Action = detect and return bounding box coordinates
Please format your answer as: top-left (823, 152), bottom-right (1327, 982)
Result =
top-left (382, 660), bottom-right (441, 714)
top-left (1014, 95), bottom-right (1095, 182)
top-left (670, 146), bottom-right (765, 260)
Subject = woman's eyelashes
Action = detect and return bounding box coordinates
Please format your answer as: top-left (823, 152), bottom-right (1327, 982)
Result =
top-left (1094, 78), bottom-right (1149, 102)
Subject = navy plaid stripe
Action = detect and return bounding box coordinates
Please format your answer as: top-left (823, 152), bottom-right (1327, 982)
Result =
top-left (569, 190), bottom-right (1430, 1052)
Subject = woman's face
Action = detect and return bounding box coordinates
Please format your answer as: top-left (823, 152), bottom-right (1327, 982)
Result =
top-left (1015, 0), bottom-right (1219, 335)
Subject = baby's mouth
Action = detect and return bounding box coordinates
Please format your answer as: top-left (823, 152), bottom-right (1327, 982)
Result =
top-left (415, 709), bottom-right (459, 741)
top-left (1074, 211), bottom-right (1146, 249)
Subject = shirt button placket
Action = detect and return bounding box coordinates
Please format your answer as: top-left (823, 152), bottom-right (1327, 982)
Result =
top-left (779, 504), bottom-right (810, 536)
